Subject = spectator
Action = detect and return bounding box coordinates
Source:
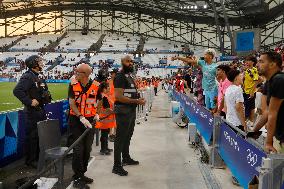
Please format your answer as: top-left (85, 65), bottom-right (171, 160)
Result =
top-left (224, 69), bottom-right (247, 131)
top-left (172, 49), bottom-right (218, 111)
top-left (254, 51), bottom-right (284, 153)
top-left (243, 56), bottom-right (259, 126)
top-left (216, 64), bottom-right (231, 118)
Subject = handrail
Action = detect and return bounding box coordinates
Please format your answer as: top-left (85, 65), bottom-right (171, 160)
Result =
top-left (18, 127), bottom-right (91, 189)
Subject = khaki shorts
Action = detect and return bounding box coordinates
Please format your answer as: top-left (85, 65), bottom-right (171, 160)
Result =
top-left (273, 137), bottom-right (284, 153)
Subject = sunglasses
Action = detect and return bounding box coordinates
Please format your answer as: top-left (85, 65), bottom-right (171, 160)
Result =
top-left (75, 71), bottom-right (86, 75)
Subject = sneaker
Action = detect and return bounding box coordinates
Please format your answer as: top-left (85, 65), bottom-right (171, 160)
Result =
top-left (112, 166), bottom-right (128, 176)
top-left (73, 178), bottom-right (90, 189)
top-left (122, 158), bottom-right (139, 166)
top-left (82, 175), bottom-right (94, 184)
top-left (100, 149), bottom-right (111, 155)
top-left (232, 176), bottom-right (240, 186)
top-left (107, 148), bottom-right (113, 152)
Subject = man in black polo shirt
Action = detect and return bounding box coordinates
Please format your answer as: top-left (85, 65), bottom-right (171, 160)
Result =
top-left (112, 55), bottom-right (146, 176)
top-left (256, 51), bottom-right (284, 153)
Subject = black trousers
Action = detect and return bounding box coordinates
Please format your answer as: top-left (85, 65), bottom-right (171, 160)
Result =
top-left (114, 107), bottom-right (136, 166)
top-left (154, 87), bottom-right (158, 95)
top-left (68, 115), bottom-right (95, 179)
top-left (24, 108), bottom-right (46, 164)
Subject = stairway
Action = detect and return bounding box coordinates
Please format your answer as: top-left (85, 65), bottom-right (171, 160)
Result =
top-left (1, 36), bottom-right (26, 51)
top-left (42, 31), bottom-right (68, 52)
top-left (45, 56), bottom-right (65, 71)
top-left (88, 34), bottom-right (106, 52)
top-left (136, 35), bottom-right (146, 52)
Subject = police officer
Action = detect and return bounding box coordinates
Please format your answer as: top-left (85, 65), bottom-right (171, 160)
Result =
top-left (13, 55), bottom-right (51, 168)
top-left (68, 63), bottom-right (99, 189)
top-left (112, 55), bottom-right (146, 176)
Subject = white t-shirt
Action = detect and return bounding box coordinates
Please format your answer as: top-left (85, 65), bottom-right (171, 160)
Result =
top-left (224, 85), bottom-right (244, 126)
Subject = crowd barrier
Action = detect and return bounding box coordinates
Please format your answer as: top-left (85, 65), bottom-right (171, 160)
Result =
top-left (136, 86), bottom-right (155, 124)
top-left (172, 90), bottom-right (284, 189)
top-left (0, 100), bottom-right (69, 168)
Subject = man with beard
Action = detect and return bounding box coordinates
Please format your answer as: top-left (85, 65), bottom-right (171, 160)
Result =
top-left (13, 55), bottom-right (51, 168)
top-left (253, 51), bottom-right (284, 153)
top-left (112, 55), bottom-right (146, 176)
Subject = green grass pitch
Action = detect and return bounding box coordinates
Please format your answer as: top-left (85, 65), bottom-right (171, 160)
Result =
top-left (0, 82), bottom-right (69, 113)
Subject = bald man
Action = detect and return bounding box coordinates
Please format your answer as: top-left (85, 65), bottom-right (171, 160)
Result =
top-left (68, 63), bottom-right (100, 189)
top-left (112, 55), bottom-right (146, 176)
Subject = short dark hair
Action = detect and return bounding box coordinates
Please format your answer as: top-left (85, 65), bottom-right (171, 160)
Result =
top-left (261, 51), bottom-right (283, 69)
top-left (217, 64), bottom-right (231, 75)
top-left (227, 69), bottom-right (241, 82)
top-left (245, 55), bottom-right (257, 66)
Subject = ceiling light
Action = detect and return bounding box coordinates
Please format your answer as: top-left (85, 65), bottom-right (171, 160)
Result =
top-left (187, 6), bottom-right (190, 9)
top-left (194, 5), bottom-right (198, 9)
top-left (190, 5), bottom-right (194, 9)
top-left (203, 4), bottom-right (207, 9)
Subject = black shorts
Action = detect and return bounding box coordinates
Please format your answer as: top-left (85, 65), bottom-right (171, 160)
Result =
top-left (243, 93), bottom-right (255, 118)
top-left (220, 111), bottom-right (226, 119)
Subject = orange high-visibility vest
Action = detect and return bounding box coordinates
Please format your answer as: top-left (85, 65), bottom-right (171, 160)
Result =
top-left (95, 94), bottom-right (116, 129)
top-left (69, 76), bottom-right (100, 117)
top-left (108, 79), bottom-right (115, 102)
top-left (154, 81), bottom-right (159, 87)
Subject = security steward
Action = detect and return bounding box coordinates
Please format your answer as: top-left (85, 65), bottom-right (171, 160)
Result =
top-left (68, 63), bottom-right (99, 189)
top-left (13, 55), bottom-right (51, 168)
top-left (95, 81), bottom-right (116, 155)
top-left (112, 55), bottom-right (146, 176)
top-left (108, 68), bottom-right (118, 142)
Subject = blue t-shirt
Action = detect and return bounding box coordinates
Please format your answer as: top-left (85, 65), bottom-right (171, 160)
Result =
top-left (198, 60), bottom-right (218, 92)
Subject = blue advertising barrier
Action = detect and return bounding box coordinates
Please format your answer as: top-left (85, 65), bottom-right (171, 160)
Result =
top-left (218, 122), bottom-right (266, 189)
top-left (45, 79), bottom-right (70, 83)
top-left (173, 90), bottom-right (213, 144)
top-left (0, 78), bottom-right (17, 82)
top-left (172, 90), bottom-right (270, 188)
top-left (0, 100), bottom-right (69, 168)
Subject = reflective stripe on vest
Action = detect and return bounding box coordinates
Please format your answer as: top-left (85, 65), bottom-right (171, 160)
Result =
top-left (69, 81), bottom-right (99, 117)
top-left (124, 89), bottom-right (137, 93)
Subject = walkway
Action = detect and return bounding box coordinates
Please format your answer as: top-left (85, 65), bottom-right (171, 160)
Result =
top-left (84, 91), bottom-right (208, 189)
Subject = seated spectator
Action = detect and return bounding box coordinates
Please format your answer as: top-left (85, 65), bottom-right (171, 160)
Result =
top-left (224, 69), bottom-right (247, 131)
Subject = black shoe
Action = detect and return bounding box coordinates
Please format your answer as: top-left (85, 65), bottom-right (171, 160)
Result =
top-left (82, 175), bottom-right (94, 184)
top-left (122, 158), bottom-right (139, 166)
top-left (100, 149), bottom-right (111, 155)
top-left (25, 161), bottom-right (37, 169)
top-left (107, 148), bottom-right (113, 152)
top-left (73, 178), bottom-right (90, 189)
top-left (112, 166), bottom-right (128, 176)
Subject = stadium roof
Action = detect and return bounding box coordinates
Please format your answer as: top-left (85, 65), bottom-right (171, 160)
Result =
top-left (0, 0), bottom-right (284, 26)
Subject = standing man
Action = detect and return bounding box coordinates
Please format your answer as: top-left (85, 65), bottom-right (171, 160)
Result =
top-left (253, 52), bottom-right (284, 153)
top-left (13, 55), bottom-right (51, 168)
top-left (172, 49), bottom-right (218, 111)
top-left (113, 55), bottom-right (146, 176)
top-left (243, 56), bottom-right (259, 125)
top-left (68, 63), bottom-right (99, 189)
top-left (215, 65), bottom-right (231, 118)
